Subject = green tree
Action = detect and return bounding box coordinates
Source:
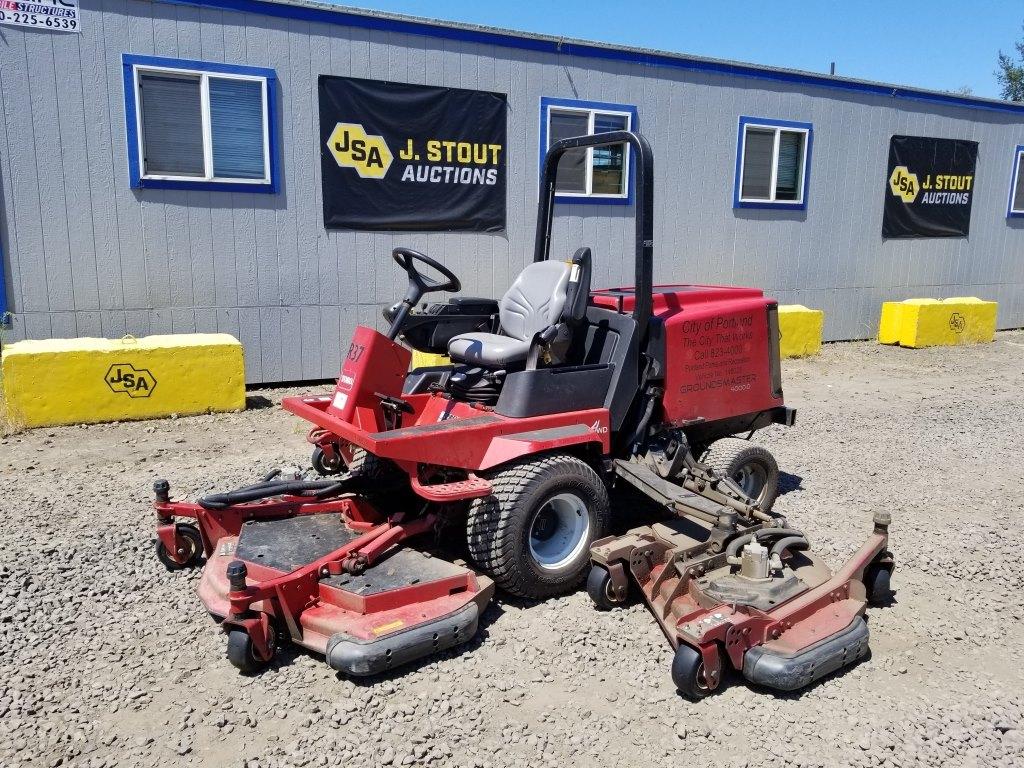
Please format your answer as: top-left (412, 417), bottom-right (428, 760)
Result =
top-left (996, 23), bottom-right (1024, 101)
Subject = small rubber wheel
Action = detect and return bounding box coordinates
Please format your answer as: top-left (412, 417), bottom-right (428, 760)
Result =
top-left (156, 523), bottom-right (203, 570)
top-left (311, 444), bottom-right (346, 476)
top-left (865, 565), bottom-right (892, 606)
top-left (586, 565), bottom-right (629, 610)
top-left (671, 644), bottom-right (717, 699)
top-left (702, 438), bottom-right (780, 511)
top-left (226, 627), bottom-right (275, 674)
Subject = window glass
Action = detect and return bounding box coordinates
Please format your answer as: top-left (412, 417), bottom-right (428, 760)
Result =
top-left (210, 78), bottom-right (266, 179)
top-left (775, 131), bottom-right (805, 201)
top-left (549, 110), bottom-right (589, 193)
top-left (139, 73), bottom-right (204, 176)
top-left (1014, 150), bottom-right (1024, 213)
top-left (592, 113), bottom-right (628, 195)
top-left (741, 128), bottom-right (775, 200)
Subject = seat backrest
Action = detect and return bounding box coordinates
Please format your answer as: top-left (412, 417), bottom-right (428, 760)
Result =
top-left (499, 260), bottom-right (571, 341)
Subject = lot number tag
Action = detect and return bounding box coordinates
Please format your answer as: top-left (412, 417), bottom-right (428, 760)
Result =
top-left (0, 0), bottom-right (79, 32)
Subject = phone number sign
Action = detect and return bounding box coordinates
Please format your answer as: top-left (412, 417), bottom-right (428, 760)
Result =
top-left (0, 0), bottom-right (79, 32)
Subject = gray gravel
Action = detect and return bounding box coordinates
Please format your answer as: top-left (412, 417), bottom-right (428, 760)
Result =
top-left (1, 331), bottom-right (1023, 768)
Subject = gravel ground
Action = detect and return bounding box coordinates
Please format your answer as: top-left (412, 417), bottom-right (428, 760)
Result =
top-left (2, 332), bottom-right (1023, 768)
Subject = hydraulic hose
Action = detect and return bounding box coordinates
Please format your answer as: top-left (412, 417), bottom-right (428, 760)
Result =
top-left (725, 527), bottom-right (807, 561)
top-left (769, 536), bottom-right (810, 559)
top-left (198, 479), bottom-right (342, 509)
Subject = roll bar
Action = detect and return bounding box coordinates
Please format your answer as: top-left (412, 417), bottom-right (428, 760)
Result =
top-left (533, 130), bottom-right (654, 338)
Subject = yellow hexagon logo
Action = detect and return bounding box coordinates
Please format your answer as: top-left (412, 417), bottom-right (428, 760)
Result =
top-left (326, 123), bottom-right (393, 179)
top-left (888, 165), bottom-right (919, 203)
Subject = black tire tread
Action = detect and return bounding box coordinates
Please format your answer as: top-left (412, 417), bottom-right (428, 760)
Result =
top-left (467, 453), bottom-right (608, 599)
top-left (702, 438), bottom-right (780, 511)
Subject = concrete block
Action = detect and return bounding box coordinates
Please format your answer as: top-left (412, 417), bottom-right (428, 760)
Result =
top-left (778, 305), bottom-right (825, 358)
top-left (1, 334), bottom-right (246, 428)
top-left (878, 297), bottom-right (997, 348)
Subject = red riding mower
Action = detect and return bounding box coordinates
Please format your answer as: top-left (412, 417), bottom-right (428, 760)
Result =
top-left (153, 132), bottom-right (893, 696)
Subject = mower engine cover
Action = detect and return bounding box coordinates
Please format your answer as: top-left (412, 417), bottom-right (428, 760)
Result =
top-left (591, 285), bottom-right (783, 426)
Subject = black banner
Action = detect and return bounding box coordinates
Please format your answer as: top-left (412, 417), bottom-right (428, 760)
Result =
top-left (883, 135), bottom-right (978, 239)
top-left (319, 76), bottom-right (506, 232)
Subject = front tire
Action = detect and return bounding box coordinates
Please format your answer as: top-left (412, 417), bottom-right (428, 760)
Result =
top-left (671, 643), bottom-right (718, 699)
top-left (702, 438), bottom-right (780, 511)
top-left (467, 454), bottom-right (610, 599)
top-left (226, 627), bottom-right (275, 674)
top-left (586, 565), bottom-right (629, 610)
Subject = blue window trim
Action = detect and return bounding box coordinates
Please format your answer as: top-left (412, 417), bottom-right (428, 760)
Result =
top-left (733, 116), bottom-right (813, 211)
top-left (539, 96), bottom-right (638, 206)
top-left (122, 53), bottom-right (280, 193)
top-left (160, 0), bottom-right (1024, 117)
top-left (1007, 145), bottom-right (1024, 219)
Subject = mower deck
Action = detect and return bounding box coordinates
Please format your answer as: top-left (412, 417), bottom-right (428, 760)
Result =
top-left (589, 503), bottom-right (892, 695)
top-left (199, 513), bottom-right (493, 676)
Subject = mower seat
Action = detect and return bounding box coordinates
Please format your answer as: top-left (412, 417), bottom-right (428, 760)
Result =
top-left (448, 249), bottom-right (592, 368)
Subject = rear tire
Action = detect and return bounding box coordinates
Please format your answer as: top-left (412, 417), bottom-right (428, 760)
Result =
top-left (467, 454), bottom-right (610, 599)
top-left (346, 447), bottom-right (395, 480)
top-left (702, 438), bottom-right (780, 511)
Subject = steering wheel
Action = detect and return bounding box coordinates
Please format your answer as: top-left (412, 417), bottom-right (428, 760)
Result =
top-left (392, 248), bottom-right (461, 295)
top-left (387, 248), bottom-right (462, 340)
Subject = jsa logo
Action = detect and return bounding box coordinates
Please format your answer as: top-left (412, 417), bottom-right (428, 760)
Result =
top-left (105, 363), bottom-right (157, 398)
top-left (327, 123), bottom-right (393, 179)
top-left (588, 420), bottom-right (608, 435)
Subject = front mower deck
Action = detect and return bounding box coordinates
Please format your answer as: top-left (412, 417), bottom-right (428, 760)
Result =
top-left (199, 514), bottom-right (494, 676)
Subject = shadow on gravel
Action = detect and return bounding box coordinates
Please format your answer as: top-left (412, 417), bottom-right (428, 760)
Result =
top-left (245, 395), bottom-right (274, 410)
top-left (778, 471), bottom-right (804, 496)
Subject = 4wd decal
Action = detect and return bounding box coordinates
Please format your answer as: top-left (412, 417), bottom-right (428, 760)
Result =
top-left (106, 363), bottom-right (156, 398)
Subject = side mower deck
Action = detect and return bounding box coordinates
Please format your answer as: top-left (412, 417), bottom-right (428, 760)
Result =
top-left (588, 460), bottom-right (893, 696)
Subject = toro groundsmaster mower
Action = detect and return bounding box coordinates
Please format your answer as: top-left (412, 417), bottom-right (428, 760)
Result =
top-left (152, 132), bottom-right (893, 696)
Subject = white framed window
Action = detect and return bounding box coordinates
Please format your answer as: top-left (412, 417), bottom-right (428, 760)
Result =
top-left (540, 97), bottom-right (638, 203)
top-left (734, 117), bottom-right (812, 209)
top-left (1008, 145), bottom-right (1024, 217)
top-left (122, 55), bottom-right (278, 192)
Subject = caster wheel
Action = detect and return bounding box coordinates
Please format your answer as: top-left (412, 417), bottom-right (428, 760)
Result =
top-left (156, 523), bottom-right (203, 570)
top-left (311, 444), bottom-right (346, 476)
top-left (226, 626), bottom-right (276, 674)
top-left (671, 644), bottom-right (719, 699)
top-left (586, 565), bottom-right (629, 610)
top-left (865, 565), bottom-right (892, 606)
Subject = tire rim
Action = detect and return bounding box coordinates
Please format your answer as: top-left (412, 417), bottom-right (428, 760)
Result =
top-left (528, 492), bottom-right (590, 570)
top-left (732, 461), bottom-right (768, 503)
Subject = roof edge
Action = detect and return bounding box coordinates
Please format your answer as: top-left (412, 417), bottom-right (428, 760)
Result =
top-left (159, 0), bottom-right (1024, 117)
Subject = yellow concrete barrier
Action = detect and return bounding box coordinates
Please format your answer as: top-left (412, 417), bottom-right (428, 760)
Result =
top-left (878, 297), bottom-right (997, 348)
top-left (1, 334), bottom-right (246, 428)
top-left (778, 305), bottom-right (824, 358)
top-left (411, 350), bottom-right (451, 369)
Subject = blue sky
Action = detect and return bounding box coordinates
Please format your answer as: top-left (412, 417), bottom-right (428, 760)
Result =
top-left (351, 1), bottom-right (1023, 99)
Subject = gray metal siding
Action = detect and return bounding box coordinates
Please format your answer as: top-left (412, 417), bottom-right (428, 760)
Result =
top-left (1, 0), bottom-right (1022, 382)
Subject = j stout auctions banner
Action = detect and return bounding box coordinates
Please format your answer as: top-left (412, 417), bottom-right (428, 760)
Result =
top-left (319, 76), bottom-right (506, 232)
top-left (883, 135), bottom-right (978, 239)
